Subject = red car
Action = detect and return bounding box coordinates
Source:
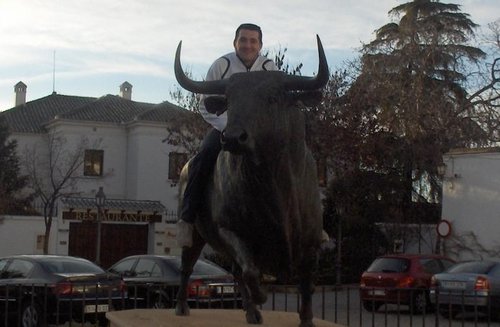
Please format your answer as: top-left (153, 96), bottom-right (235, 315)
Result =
top-left (359, 253), bottom-right (455, 313)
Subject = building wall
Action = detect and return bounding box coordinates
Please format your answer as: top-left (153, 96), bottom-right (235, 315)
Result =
top-left (5, 119), bottom-right (183, 259)
top-left (441, 148), bottom-right (500, 261)
top-left (126, 122), bottom-right (182, 209)
top-left (47, 121), bottom-right (129, 199)
top-left (0, 216), bottom-right (57, 255)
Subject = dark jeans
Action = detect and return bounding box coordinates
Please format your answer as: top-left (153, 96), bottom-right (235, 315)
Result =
top-left (180, 128), bottom-right (221, 223)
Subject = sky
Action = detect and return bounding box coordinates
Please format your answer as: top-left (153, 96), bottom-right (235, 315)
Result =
top-left (0, 0), bottom-right (498, 111)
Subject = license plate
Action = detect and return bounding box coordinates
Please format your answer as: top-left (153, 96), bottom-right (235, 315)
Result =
top-left (216, 286), bottom-right (234, 294)
top-left (368, 289), bottom-right (385, 296)
top-left (84, 304), bottom-right (109, 313)
top-left (441, 281), bottom-right (466, 289)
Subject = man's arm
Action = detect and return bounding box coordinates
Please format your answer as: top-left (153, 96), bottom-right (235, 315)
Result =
top-left (199, 57), bottom-right (230, 131)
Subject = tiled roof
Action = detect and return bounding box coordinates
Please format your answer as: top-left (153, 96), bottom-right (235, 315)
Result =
top-left (1, 92), bottom-right (193, 133)
top-left (138, 101), bottom-right (197, 122)
top-left (60, 196), bottom-right (166, 213)
top-left (58, 95), bottom-right (154, 123)
top-left (1, 93), bottom-right (96, 133)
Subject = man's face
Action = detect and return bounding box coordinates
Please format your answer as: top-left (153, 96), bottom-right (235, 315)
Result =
top-left (234, 29), bottom-right (262, 67)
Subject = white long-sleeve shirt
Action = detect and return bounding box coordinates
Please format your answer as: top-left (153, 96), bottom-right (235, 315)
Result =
top-left (200, 52), bottom-right (278, 131)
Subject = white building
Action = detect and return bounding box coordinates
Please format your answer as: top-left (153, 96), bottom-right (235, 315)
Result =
top-left (1, 81), bottom-right (200, 267)
top-left (440, 147), bottom-right (500, 261)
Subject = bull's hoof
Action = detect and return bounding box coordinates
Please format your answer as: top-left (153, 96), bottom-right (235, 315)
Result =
top-left (175, 301), bottom-right (190, 316)
top-left (299, 320), bottom-right (315, 327)
top-left (245, 307), bottom-right (263, 324)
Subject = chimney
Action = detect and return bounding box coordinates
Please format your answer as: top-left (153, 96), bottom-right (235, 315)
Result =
top-left (14, 81), bottom-right (27, 106)
top-left (120, 81), bottom-right (132, 100)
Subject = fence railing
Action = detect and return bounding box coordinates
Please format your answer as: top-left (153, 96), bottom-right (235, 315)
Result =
top-left (1, 284), bottom-right (499, 327)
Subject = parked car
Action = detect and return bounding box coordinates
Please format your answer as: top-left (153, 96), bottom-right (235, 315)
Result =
top-left (359, 253), bottom-right (455, 313)
top-left (430, 260), bottom-right (500, 320)
top-left (108, 255), bottom-right (241, 309)
top-left (0, 255), bottom-right (125, 327)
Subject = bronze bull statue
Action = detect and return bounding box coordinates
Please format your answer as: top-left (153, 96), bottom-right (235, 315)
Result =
top-left (174, 36), bottom-right (329, 327)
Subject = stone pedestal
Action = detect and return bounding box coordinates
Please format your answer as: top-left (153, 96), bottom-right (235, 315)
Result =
top-left (106, 309), bottom-right (344, 327)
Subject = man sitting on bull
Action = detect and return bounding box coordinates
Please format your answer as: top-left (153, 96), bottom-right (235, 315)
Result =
top-left (177, 23), bottom-right (278, 248)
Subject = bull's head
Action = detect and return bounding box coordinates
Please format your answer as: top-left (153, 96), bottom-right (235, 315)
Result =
top-left (174, 36), bottom-right (329, 159)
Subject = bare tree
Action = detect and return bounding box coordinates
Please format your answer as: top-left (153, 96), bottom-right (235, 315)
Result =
top-left (22, 131), bottom-right (98, 254)
top-left (472, 19), bottom-right (500, 141)
top-left (167, 70), bottom-right (208, 157)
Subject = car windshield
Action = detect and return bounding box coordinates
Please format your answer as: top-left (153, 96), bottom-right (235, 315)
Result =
top-left (41, 259), bottom-right (104, 274)
top-left (366, 258), bottom-right (410, 273)
top-left (447, 261), bottom-right (496, 274)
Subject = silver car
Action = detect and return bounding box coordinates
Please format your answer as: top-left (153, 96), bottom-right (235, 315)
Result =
top-left (430, 260), bottom-right (500, 320)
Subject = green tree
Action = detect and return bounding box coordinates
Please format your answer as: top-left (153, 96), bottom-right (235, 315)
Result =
top-left (316, 1), bottom-right (499, 273)
top-left (0, 116), bottom-right (30, 214)
top-left (352, 0), bottom-right (490, 220)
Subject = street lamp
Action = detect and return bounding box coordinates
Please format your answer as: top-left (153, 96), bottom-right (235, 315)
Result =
top-left (335, 205), bottom-right (343, 286)
top-left (95, 187), bottom-right (106, 266)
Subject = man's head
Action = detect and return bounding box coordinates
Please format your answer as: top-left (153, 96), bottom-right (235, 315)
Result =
top-left (233, 23), bottom-right (263, 68)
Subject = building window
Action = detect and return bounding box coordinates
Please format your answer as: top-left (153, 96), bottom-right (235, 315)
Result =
top-left (169, 152), bottom-right (188, 181)
top-left (84, 149), bottom-right (104, 176)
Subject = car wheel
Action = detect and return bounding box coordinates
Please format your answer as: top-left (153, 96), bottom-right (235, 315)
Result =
top-left (363, 300), bottom-right (382, 312)
top-left (21, 302), bottom-right (41, 327)
top-left (411, 290), bottom-right (428, 314)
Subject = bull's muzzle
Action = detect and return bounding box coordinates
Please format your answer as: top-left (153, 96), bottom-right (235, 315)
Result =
top-left (220, 127), bottom-right (248, 153)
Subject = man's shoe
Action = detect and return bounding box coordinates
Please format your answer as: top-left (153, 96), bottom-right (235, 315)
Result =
top-left (177, 220), bottom-right (194, 248)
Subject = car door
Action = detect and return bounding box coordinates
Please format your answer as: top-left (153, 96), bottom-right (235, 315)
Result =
top-left (0, 259), bottom-right (36, 316)
top-left (487, 263), bottom-right (500, 301)
top-left (109, 258), bottom-right (139, 306)
top-left (131, 258), bottom-right (165, 307)
top-left (0, 258), bottom-right (12, 319)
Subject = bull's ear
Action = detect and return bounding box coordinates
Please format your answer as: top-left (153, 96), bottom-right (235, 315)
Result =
top-left (204, 96), bottom-right (227, 116)
top-left (294, 90), bottom-right (323, 107)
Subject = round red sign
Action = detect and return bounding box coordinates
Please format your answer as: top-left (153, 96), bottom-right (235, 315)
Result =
top-left (437, 219), bottom-right (452, 238)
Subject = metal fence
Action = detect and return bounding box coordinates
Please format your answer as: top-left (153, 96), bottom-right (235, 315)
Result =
top-left (2, 284), bottom-right (500, 327)
top-left (261, 285), bottom-right (500, 327)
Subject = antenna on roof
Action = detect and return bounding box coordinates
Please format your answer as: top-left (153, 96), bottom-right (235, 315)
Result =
top-left (52, 50), bottom-right (56, 94)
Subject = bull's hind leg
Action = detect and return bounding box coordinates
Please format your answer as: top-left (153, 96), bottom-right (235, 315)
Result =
top-left (231, 264), bottom-right (251, 310)
top-left (297, 249), bottom-right (319, 327)
top-left (219, 228), bottom-right (265, 324)
top-left (175, 231), bottom-right (206, 316)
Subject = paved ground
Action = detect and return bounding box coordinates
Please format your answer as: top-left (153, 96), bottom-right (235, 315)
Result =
top-left (106, 309), bottom-right (344, 327)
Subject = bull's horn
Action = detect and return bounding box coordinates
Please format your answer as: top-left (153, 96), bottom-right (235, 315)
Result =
top-left (174, 41), bottom-right (228, 94)
top-left (284, 35), bottom-right (329, 91)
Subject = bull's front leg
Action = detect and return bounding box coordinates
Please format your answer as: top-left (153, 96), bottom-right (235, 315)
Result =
top-left (297, 247), bottom-right (319, 327)
top-left (219, 228), bottom-right (265, 324)
top-left (298, 277), bottom-right (315, 327)
top-left (175, 235), bottom-right (205, 316)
